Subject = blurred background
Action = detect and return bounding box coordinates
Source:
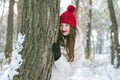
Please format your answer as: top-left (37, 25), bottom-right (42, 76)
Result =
top-left (0, 0), bottom-right (120, 79)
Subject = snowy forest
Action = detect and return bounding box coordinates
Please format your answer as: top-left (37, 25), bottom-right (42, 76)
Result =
top-left (0, 0), bottom-right (120, 80)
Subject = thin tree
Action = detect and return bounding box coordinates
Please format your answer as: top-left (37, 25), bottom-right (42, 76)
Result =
top-left (85, 0), bottom-right (92, 59)
top-left (107, 0), bottom-right (119, 67)
top-left (13, 0), bottom-right (60, 80)
top-left (0, 0), bottom-right (6, 24)
top-left (75, 0), bottom-right (80, 18)
top-left (110, 29), bottom-right (115, 65)
top-left (5, 0), bottom-right (14, 59)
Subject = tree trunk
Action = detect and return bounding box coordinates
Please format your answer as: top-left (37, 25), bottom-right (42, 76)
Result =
top-left (85, 0), bottom-right (92, 59)
top-left (75, 0), bottom-right (80, 18)
top-left (107, 0), bottom-right (119, 67)
top-left (16, 0), bottom-right (23, 34)
top-left (13, 0), bottom-right (60, 80)
top-left (75, 0), bottom-right (80, 27)
top-left (110, 30), bottom-right (115, 65)
top-left (5, 0), bottom-right (14, 59)
top-left (0, 0), bottom-right (6, 24)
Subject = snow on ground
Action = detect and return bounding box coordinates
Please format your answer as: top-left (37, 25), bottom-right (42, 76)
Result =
top-left (0, 33), bottom-right (25, 80)
top-left (71, 54), bottom-right (120, 80)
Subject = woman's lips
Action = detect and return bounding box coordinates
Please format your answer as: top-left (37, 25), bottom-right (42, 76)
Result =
top-left (62, 30), bottom-right (67, 33)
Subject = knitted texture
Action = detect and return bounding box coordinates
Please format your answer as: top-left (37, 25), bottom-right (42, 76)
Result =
top-left (60, 5), bottom-right (76, 29)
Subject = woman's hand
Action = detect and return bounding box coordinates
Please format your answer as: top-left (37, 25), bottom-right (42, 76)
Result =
top-left (52, 42), bottom-right (61, 61)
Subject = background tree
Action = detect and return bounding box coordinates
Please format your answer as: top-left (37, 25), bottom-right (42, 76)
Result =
top-left (107, 0), bottom-right (120, 68)
top-left (75, 0), bottom-right (80, 20)
top-left (0, 0), bottom-right (6, 24)
top-left (13, 0), bottom-right (60, 80)
top-left (85, 0), bottom-right (92, 59)
top-left (5, 0), bottom-right (14, 59)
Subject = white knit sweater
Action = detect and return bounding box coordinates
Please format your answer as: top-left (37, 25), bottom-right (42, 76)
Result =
top-left (51, 26), bottom-right (85, 80)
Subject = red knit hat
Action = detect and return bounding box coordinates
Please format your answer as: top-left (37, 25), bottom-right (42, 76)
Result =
top-left (60, 5), bottom-right (76, 29)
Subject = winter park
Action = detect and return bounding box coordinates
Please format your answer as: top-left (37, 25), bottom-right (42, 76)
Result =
top-left (0, 0), bottom-right (120, 80)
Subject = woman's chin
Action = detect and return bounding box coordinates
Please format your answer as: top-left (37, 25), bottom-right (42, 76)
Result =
top-left (63, 34), bottom-right (68, 36)
top-left (62, 33), bottom-right (69, 36)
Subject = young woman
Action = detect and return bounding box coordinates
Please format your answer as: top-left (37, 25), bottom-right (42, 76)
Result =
top-left (51, 5), bottom-right (85, 80)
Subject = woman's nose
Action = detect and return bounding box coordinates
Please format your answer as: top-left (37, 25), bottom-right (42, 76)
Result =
top-left (62, 26), bottom-right (66, 30)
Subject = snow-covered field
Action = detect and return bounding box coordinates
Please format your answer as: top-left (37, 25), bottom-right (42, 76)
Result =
top-left (71, 54), bottom-right (120, 80)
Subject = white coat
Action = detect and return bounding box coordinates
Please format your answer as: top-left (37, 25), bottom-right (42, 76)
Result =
top-left (51, 26), bottom-right (85, 80)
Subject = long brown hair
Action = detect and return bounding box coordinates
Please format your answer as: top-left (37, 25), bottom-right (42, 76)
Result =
top-left (57, 26), bottom-right (76, 62)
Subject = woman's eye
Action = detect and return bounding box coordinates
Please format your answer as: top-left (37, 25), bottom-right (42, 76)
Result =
top-left (66, 25), bottom-right (68, 26)
top-left (66, 25), bottom-right (69, 27)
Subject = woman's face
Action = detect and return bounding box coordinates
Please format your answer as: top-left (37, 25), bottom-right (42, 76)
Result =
top-left (60, 23), bottom-right (70, 36)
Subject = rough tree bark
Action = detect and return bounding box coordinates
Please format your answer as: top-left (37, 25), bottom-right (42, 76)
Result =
top-left (13, 0), bottom-right (60, 80)
top-left (16, 0), bottom-right (23, 34)
top-left (5, 0), bottom-right (14, 59)
top-left (107, 0), bottom-right (119, 67)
